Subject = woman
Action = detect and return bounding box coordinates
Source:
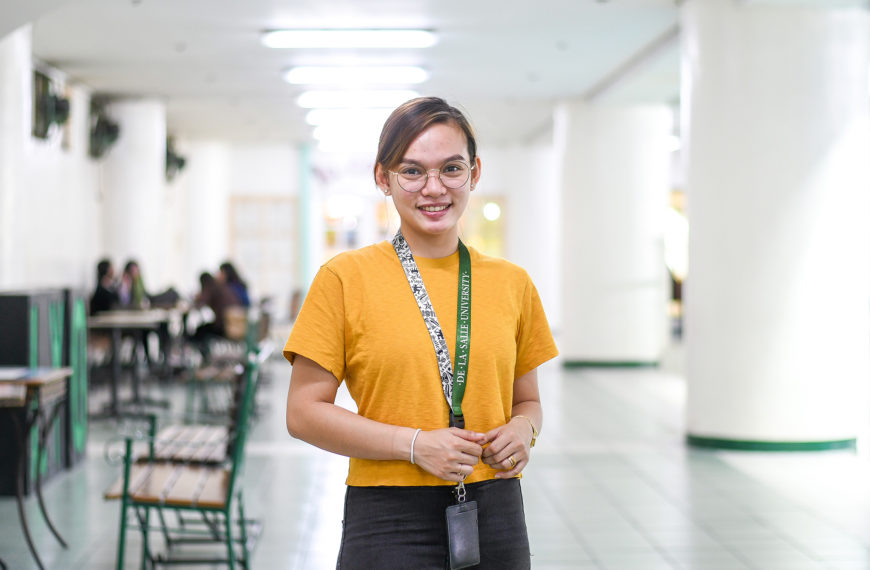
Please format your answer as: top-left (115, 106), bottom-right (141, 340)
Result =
top-left (218, 261), bottom-right (250, 307)
top-left (191, 272), bottom-right (242, 344)
top-left (284, 97), bottom-right (558, 569)
top-left (90, 258), bottom-right (120, 315)
top-left (119, 259), bottom-right (148, 309)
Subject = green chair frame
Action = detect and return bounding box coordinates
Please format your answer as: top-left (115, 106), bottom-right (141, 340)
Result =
top-left (113, 353), bottom-right (260, 569)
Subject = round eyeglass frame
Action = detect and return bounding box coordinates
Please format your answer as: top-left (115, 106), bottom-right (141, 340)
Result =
top-left (388, 161), bottom-right (475, 193)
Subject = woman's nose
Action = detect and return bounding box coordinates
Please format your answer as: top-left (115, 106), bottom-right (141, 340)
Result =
top-left (420, 169), bottom-right (446, 195)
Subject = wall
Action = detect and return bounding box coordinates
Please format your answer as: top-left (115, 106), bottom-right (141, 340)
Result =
top-left (0, 25), bottom-right (101, 292)
top-left (476, 143), bottom-right (561, 332)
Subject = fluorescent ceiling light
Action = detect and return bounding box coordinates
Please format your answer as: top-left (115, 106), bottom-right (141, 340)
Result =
top-left (317, 138), bottom-right (377, 153)
top-left (314, 124), bottom-right (382, 153)
top-left (297, 90), bottom-right (419, 109)
top-left (313, 124), bottom-right (381, 142)
top-left (306, 108), bottom-right (393, 126)
top-left (262, 29), bottom-right (437, 49)
top-left (285, 66), bottom-right (428, 85)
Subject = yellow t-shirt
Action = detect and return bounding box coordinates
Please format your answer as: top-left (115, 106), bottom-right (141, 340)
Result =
top-left (284, 240), bottom-right (558, 486)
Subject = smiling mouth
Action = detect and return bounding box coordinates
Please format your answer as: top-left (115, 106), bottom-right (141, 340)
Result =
top-left (419, 205), bottom-right (449, 212)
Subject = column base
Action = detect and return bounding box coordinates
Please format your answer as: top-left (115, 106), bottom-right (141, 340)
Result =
top-left (686, 435), bottom-right (856, 452)
top-left (563, 360), bottom-right (658, 369)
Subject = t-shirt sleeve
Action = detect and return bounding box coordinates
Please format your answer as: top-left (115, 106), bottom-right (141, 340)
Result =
top-left (515, 276), bottom-right (559, 378)
top-left (283, 265), bottom-right (346, 383)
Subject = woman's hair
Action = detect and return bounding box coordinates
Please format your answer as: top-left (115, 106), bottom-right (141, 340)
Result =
top-left (219, 261), bottom-right (246, 287)
top-left (97, 259), bottom-right (112, 281)
top-left (123, 260), bottom-right (138, 275)
top-left (373, 96), bottom-right (477, 182)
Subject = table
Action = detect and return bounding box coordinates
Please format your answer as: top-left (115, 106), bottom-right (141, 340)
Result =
top-left (88, 310), bottom-right (172, 417)
top-left (0, 366), bottom-right (72, 570)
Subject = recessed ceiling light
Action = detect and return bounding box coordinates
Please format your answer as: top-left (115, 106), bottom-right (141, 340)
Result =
top-left (297, 90), bottom-right (419, 109)
top-left (262, 29), bottom-right (437, 49)
top-left (285, 66), bottom-right (428, 85)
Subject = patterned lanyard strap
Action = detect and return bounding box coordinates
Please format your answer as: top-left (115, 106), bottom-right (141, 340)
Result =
top-left (392, 231), bottom-right (471, 428)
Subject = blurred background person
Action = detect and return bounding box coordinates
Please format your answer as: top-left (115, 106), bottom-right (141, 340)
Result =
top-left (218, 261), bottom-right (250, 308)
top-left (118, 259), bottom-right (148, 309)
top-left (89, 258), bottom-right (119, 315)
top-left (190, 271), bottom-right (242, 350)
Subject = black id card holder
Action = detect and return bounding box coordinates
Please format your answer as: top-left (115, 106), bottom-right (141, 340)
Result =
top-left (446, 489), bottom-right (480, 569)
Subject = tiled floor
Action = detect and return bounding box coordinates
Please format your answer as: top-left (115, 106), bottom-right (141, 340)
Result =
top-left (4, 342), bottom-right (870, 569)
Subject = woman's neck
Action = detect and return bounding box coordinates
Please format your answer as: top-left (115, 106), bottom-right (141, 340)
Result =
top-left (400, 228), bottom-right (459, 259)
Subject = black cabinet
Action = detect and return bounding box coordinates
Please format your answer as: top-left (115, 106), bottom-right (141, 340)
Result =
top-left (0, 289), bottom-right (68, 496)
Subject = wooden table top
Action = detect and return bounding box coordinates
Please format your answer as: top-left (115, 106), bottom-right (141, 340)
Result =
top-left (87, 309), bottom-right (171, 329)
top-left (0, 367), bottom-right (73, 386)
top-left (0, 367), bottom-right (72, 406)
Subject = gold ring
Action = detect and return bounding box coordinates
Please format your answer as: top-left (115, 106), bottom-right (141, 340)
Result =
top-left (508, 455), bottom-right (517, 468)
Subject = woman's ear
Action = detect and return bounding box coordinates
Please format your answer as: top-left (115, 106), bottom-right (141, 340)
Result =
top-left (374, 164), bottom-right (391, 195)
top-left (470, 156), bottom-right (482, 190)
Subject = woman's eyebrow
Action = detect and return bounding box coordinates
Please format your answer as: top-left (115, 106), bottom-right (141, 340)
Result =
top-left (400, 154), bottom-right (467, 165)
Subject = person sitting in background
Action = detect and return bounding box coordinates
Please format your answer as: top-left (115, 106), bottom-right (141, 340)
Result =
top-left (218, 261), bottom-right (250, 307)
top-left (191, 271), bottom-right (242, 343)
top-left (119, 259), bottom-right (149, 309)
top-left (90, 258), bottom-right (120, 315)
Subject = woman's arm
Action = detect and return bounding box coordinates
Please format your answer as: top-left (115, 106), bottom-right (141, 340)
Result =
top-left (480, 367), bottom-right (542, 478)
top-left (286, 355), bottom-right (484, 481)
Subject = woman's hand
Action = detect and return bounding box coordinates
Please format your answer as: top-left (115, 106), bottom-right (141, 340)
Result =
top-left (480, 418), bottom-right (535, 478)
top-left (411, 428), bottom-right (485, 483)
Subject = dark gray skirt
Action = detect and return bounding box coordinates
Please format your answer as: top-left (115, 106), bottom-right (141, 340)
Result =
top-left (337, 478), bottom-right (530, 570)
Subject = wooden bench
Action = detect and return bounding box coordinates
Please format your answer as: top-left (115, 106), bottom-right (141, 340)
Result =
top-left (151, 423), bottom-right (229, 464)
top-left (105, 352), bottom-right (261, 570)
top-left (104, 461), bottom-right (231, 509)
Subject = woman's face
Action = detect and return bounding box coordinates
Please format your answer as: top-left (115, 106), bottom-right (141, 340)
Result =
top-left (377, 123), bottom-right (481, 247)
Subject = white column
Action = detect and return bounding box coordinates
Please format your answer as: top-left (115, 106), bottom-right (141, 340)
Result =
top-left (102, 99), bottom-right (167, 288)
top-left (555, 102), bottom-right (672, 365)
top-left (483, 144), bottom-right (562, 333)
top-left (0, 26), bottom-right (31, 288)
top-left (683, 0), bottom-right (870, 448)
top-left (182, 141), bottom-right (230, 290)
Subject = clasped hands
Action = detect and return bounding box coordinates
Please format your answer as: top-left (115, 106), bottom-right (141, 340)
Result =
top-left (411, 419), bottom-right (532, 483)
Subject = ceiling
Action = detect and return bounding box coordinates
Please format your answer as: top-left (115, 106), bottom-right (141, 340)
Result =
top-left (10, 0), bottom-right (682, 148)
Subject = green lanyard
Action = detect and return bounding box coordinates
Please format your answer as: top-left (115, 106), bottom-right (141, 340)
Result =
top-left (392, 232), bottom-right (472, 428)
top-left (452, 240), bottom-right (471, 424)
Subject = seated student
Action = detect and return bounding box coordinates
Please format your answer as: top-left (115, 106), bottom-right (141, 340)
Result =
top-left (90, 258), bottom-right (120, 315)
top-left (118, 259), bottom-right (149, 309)
top-left (218, 261), bottom-right (250, 307)
top-left (191, 271), bottom-right (242, 344)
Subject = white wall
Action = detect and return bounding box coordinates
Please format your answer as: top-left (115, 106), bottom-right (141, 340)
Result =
top-left (229, 144), bottom-right (298, 196)
top-left (0, 25), bottom-right (101, 292)
top-left (477, 143), bottom-right (561, 333)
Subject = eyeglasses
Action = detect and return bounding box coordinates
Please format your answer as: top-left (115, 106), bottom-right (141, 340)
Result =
top-left (388, 160), bottom-right (475, 193)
